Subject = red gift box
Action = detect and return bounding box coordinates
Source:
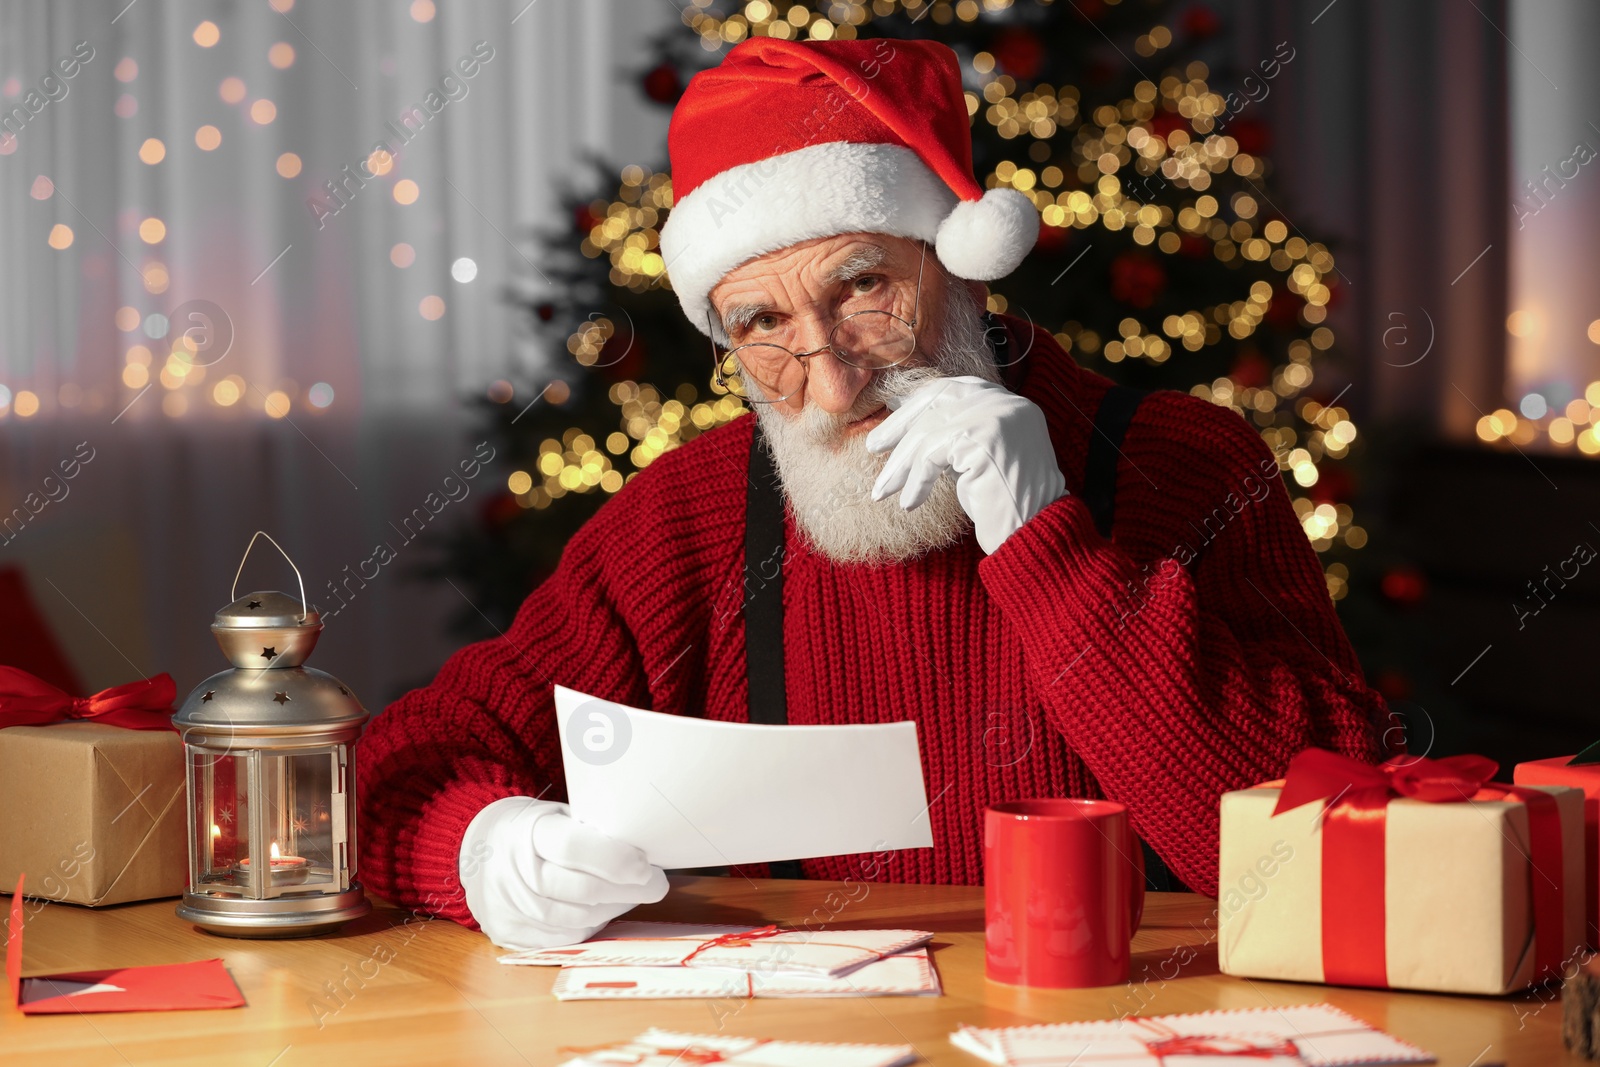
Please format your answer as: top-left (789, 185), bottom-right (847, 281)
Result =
top-left (1515, 755), bottom-right (1600, 949)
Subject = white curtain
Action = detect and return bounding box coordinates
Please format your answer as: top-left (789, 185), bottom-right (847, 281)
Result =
top-left (0, 0), bottom-right (672, 705)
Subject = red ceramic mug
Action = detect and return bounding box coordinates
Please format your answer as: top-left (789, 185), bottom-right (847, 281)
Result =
top-left (984, 798), bottom-right (1146, 988)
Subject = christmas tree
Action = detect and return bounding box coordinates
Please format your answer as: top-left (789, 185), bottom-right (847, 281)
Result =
top-left (437, 0), bottom-right (1364, 639)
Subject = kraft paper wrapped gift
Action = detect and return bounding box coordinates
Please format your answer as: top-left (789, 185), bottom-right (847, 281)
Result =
top-left (0, 669), bottom-right (188, 907)
top-left (1218, 749), bottom-right (1586, 996)
top-left (1514, 751), bottom-right (1600, 948)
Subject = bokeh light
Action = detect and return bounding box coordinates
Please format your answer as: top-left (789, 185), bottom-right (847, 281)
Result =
top-left (193, 21), bottom-right (220, 47)
top-left (250, 99), bottom-right (277, 125)
top-left (219, 77), bottom-right (246, 104)
top-left (29, 175), bottom-right (52, 200)
top-left (138, 217), bottom-right (166, 244)
top-left (390, 243), bottom-right (415, 268)
top-left (276, 152), bottom-right (302, 178)
top-left (138, 138), bottom-right (165, 164)
top-left (47, 224), bottom-right (73, 250)
top-left (419, 295), bottom-right (445, 320)
top-left (196, 125), bottom-right (222, 150)
top-left (268, 43), bottom-right (295, 69)
top-left (451, 257), bottom-right (478, 283)
top-left (393, 179), bottom-right (419, 205)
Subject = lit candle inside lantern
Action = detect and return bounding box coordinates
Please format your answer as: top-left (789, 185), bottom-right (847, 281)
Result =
top-left (235, 841), bottom-right (310, 885)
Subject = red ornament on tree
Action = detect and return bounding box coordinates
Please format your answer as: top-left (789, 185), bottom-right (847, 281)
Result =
top-left (990, 28), bottom-right (1045, 80)
top-left (1307, 462), bottom-right (1352, 504)
top-left (1150, 113), bottom-right (1188, 141)
top-left (1375, 669), bottom-right (1413, 703)
top-left (1229, 348), bottom-right (1270, 389)
top-left (1380, 567), bottom-right (1428, 608)
top-left (1035, 221), bottom-right (1071, 253)
top-left (1109, 251), bottom-right (1167, 308)
top-left (481, 491), bottom-right (523, 532)
top-left (641, 63), bottom-right (682, 105)
top-left (1228, 118), bottom-right (1270, 156)
top-left (1181, 5), bottom-right (1222, 40)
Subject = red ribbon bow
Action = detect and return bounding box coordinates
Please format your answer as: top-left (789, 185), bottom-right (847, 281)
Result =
top-left (680, 924), bottom-right (784, 966)
top-left (1273, 747), bottom-right (1565, 988)
top-left (0, 666), bottom-right (177, 732)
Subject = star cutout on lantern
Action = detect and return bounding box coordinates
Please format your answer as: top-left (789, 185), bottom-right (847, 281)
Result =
top-left (273, 691), bottom-right (291, 704)
top-left (293, 815), bottom-right (309, 834)
top-left (248, 599), bottom-right (262, 610)
top-left (219, 805), bottom-right (234, 825)
top-left (201, 690), bottom-right (216, 702)
top-left (261, 646), bottom-right (277, 660)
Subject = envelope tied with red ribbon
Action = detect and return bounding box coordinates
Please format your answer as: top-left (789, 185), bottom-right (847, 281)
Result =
top-left (1273, 748), bottom-right (1567, 988)
top-left (0, 666), bottom-right (177, 731)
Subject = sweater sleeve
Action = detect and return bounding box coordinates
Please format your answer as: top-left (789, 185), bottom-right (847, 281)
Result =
top-left (354, 516), bottom-right (653, 925)
top-left (977, 395), bottom-right (1385, 897)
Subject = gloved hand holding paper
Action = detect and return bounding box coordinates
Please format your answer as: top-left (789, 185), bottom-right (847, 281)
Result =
top-left (554, 686), bottom-right (934, 869)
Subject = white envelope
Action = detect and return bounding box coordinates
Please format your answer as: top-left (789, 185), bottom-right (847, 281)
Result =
top-left (950, 1005), bottom-right (1434, 1067)
top-left (557, 1028), bottom-right (918, 1067)
top-left (550, 949), bottom-right (942, 1000)
top-left (499, 920), bottom-right (934, 977)
top-left (554, 685), bottom-right (933, 869)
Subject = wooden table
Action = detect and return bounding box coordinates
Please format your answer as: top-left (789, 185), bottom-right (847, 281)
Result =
top-left (0, 877), bottom-right (1581, 1066)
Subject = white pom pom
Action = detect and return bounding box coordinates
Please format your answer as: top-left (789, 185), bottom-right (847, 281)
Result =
top-left (934, 188), bottom-right (1040, 281)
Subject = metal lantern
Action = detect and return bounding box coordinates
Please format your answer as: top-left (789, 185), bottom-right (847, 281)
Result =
top-left (173, 532), bottom-right (371, 937)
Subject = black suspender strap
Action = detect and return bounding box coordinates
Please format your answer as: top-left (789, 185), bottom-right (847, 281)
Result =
top-left (745, 422), bottom-right (789, 728)
top-left (745, 422), bottom-right (804, 879)
top-left (1081, 384), bottom-right (1188, 895)
top-left (1083, 384), bottom-right (1147, 539)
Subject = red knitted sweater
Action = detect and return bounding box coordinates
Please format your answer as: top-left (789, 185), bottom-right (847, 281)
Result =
top-left (356, 315), bottom-right (1384, 922)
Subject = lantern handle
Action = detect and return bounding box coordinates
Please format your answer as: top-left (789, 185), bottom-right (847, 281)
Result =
top-left (231, 531), bottom-right (310, 622)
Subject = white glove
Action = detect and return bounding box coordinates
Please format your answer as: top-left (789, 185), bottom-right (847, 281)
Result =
top-left (865, 375), bottom-right (1067, 554)
top-left (459, 795), bottom-right (669, 951)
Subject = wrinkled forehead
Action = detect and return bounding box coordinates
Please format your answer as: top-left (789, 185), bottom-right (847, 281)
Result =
top-left (707, 234), bottom-right (922, 317)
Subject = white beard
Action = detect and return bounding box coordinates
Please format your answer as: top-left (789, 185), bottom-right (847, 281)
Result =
top-left (751, 279), bottom-right (1001, 564)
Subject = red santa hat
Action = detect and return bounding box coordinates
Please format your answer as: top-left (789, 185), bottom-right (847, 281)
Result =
top-left (660, 37), bottom-right (1039, 336)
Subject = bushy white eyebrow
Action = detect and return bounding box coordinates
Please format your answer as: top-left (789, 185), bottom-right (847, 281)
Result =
top-left (715, 244), bottom-right (889, 341)
top-left (720, 301), bottom-right (770, 336)
top-left (821, 244), bottom-right (887, 284)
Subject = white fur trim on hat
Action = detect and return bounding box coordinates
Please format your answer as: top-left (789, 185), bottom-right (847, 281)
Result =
top-left (662, 141), bottom-right (959, 337)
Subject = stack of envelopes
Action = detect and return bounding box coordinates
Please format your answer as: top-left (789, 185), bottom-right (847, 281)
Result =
top-left (500, 920), bottom-right (942, 1000)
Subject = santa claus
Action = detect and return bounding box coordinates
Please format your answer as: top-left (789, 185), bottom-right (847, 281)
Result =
top-left (357, 37), bottom-right (1387, 950)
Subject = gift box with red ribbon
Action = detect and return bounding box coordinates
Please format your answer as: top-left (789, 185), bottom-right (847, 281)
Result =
top-left (1217, 748), bottom-right (1586, 995)
top-left (0, 667), bottom-right (188, 906)
top-left (1514, 744), bottom-right (1600, 950)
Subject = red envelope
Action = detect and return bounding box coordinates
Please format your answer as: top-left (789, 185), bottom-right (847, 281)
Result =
top-left (8, 875), bottom-right (245, 1014)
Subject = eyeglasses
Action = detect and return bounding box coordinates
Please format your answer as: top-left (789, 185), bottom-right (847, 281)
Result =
top-left (709, 242), bottom-right (927, 404)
